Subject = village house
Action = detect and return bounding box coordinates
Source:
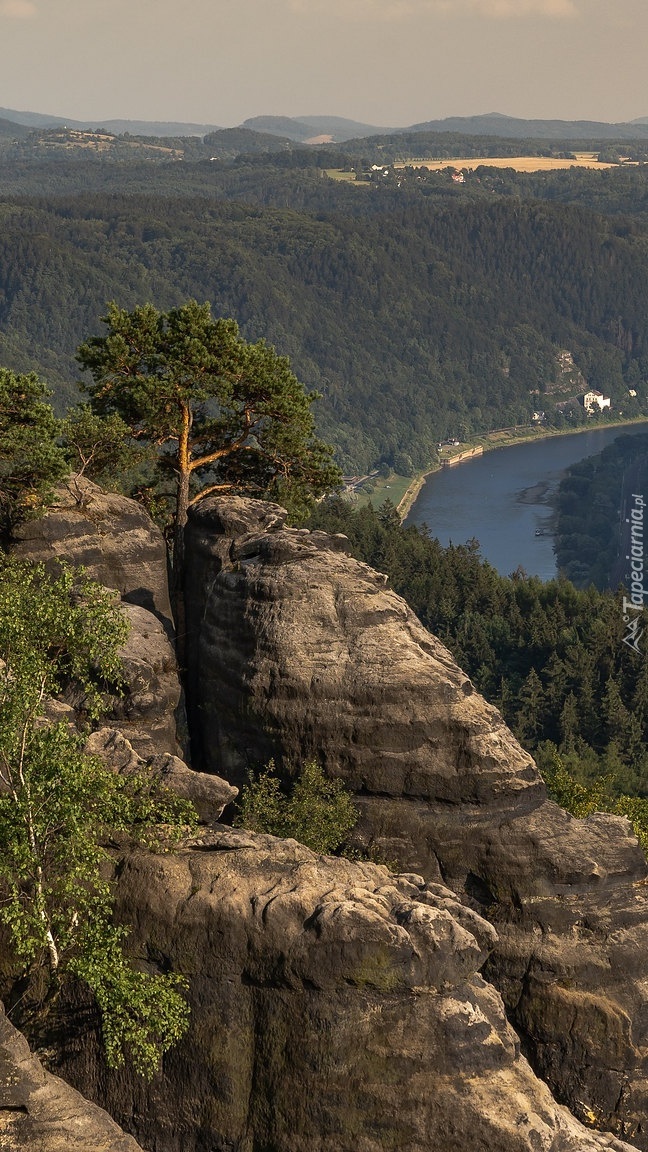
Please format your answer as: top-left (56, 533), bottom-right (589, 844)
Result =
top-left (579, 389), bottom-right (611, 413)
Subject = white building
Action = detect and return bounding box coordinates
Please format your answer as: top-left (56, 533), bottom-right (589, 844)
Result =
top-left (579, 389), bottom-right (611, 413)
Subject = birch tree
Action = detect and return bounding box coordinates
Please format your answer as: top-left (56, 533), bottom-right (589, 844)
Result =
top-left (0, 558), bottom-right (196, 1077)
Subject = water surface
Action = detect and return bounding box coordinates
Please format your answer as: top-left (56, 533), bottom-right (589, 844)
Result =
top-left (406, 424), bottom-right (648, 580)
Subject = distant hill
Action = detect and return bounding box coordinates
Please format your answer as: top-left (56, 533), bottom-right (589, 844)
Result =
top-left (5, 105), bottom-right (648, 147)
top-left (203, 127), bottom-right (295, 155)
top-left (0, 117), bottom-right (31, 140)
top-left (296, 115), bottom-right (393, 140)
top-left (240, 117), bottom-right (314, 142)
top-left (87, 119), bottom-right (221, 137)
top-left (242, 115), bottom-right (388, 143)
top-left (403, 113), bottom-right (648, 141)
top-left (2, 187), bottom-right (648, 467)
top-left (0, 107), bottom-right (219, 137)
top-left (0, 107), bottom-right (65, 128)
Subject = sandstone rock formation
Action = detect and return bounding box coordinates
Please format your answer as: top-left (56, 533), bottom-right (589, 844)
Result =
top-left (86, 727), bottom-right (237, 823)
top-left (106, 604), bottom-right (182, 759)
top-left (8, 484), bottom-right (648, 1147)
top-left (14, 476), bottom-right (184, 759)
top-left (14, 475), bottom-right (173, 630)
top-left (50, 831), bottom-right (634, 1152)
top-left (183, 496), bottom-right (540, 810)
top-left (0, 1002), bottom-right (143, 1151)
top-left (183, 495), bottom-right (648, 1146)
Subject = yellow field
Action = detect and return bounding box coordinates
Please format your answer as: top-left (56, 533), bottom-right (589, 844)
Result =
top-left (395, 152), bottom-right (629, 173)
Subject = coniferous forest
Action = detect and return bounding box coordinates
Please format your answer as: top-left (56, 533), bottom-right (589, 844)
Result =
top-left (554, 433), bottom-right (648, 589)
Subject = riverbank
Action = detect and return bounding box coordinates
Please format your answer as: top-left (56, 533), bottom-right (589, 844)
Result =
top-left (396, 415), bottom-right (648, 521)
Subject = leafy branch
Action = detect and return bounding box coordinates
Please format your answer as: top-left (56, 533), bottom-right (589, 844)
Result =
top-left (0, 557), bottom-right (197, 1078)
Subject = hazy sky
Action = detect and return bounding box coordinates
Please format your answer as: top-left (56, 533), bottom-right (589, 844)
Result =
top-left (1, 0), bottom-right (645, 128)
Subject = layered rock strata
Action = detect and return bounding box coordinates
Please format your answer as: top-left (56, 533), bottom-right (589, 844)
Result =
top-left (15, 476), bottom-right (183, 759)
top-left (14, 476), bottom-right (173, 629)
top-left (53, 831), bottom-right (634, 1152)
top-left (183, 495), bottom-right (648, 1146)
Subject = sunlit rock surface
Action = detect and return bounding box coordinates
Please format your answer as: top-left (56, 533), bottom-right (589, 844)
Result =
top-left (14, 475), bottom-right (173, 629)
top-left (51, 832), bottom-right (635, 1152)
top-left (0, 1003), bottom-right (143, 1151)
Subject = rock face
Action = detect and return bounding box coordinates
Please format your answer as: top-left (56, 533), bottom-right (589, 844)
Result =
top-left (0, 1003), bottom-right (143, 1152)
top-left (184, 497), bottom-right (540, 813)
top-left (183, 495), bottom-right (648, 1146)
top-left (85, 727), bottom-right (237, 823)
top-left (107, 604), bottom-right (182, 759)
top-left (14, 477), bottom-right (184, 760)
top-left (14, 475), bottom-right (173, 631)
top-left (51, 832), bottom-right (634, 1152)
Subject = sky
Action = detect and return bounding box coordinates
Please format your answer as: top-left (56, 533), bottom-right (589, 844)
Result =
top-left (1, 0), bottom-right (646, 129)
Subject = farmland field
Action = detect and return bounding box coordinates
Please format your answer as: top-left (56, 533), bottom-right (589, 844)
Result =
top-left (394, 152), bottom-right (630, 172)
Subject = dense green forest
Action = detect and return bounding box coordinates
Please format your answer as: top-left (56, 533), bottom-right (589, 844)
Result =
top-left (553, 432), bottom-right (648, 589)
top-left (3, 155), bottom-right (648, 469)
top-left (308, 499), bottom-right (648, 798)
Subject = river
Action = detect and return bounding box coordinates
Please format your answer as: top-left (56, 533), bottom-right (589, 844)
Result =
top-left (406, 423), bottom-right (648, 580)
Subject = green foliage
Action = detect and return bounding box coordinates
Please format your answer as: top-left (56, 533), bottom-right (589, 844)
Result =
top-left (538, 744), bottom-right (648, 854)
top-left (0, 554), bottom-right (128, 715)
top-left (554, 433), bottom-right (648, 589)
top-left (537, 744), bottom-right (610, 817)
top-left (0, 368), bottom-right (68, 541)
top-left (78, 300), bottom-right (341, 513)
top-left (0, 557), bottom-right (196, 1078)
top-left (70, 925), bottom-right (190, 1079)
top-left (60, 403), bottom-right (149, 485)
top-left (236, 759), bottom-right (357, 854)
top-left (612, 796), bottom-right (648, 852)
top-left (2, 179), bottom-right (648, 473)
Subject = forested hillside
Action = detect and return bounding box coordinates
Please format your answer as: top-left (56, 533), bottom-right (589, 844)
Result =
top-left (2, 164), bottom-right (648, 469)
top-left (554, 432), bottom-right (648, 589)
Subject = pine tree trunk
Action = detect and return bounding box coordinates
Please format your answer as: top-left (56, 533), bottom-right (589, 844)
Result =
top-left (173, 407), bottom-right (192, 669)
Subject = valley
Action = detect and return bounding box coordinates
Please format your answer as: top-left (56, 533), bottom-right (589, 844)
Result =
top-left (4, 104), bottom-right (648, 1152)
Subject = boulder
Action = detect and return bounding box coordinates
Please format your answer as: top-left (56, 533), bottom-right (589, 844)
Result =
top-left (13, 475), bottom-right (173, 631)
top-left (85, 727), bottom-right (237, 823)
